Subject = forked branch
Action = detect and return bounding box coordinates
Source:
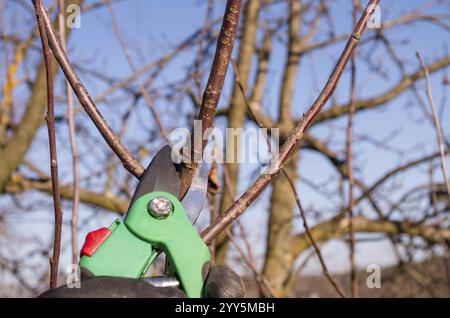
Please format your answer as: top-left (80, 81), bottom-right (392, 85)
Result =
top-left (201, 0), bottom-right (381, 243)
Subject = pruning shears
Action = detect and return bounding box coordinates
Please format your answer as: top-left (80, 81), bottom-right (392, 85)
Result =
top-left (78, 146), bottom-right (211, 298)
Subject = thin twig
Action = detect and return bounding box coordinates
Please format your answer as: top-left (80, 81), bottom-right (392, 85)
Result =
top-left (106, 1), bottom-right (171, 144)
top-left (58, 0), bottom-right (80, 266)
top-left (346, 0), bottom-right (359, 298)
top-left (35, 1), bottom-right (144, 178)
top-left (416, 52), bottom-right (450, 200)
top-left (282, 169), bottom-right (346, 298)
top-left (417, 53), bottom-right (450, 293)
top-left (230, 58), bottom-right (266, 128)
top-left (226, 230), bottom-right (275, 298)
top-left (33, 0), bottom-right (63, 289)
top-left (201, 0), bottom-right (381, 243)
top-left (209, 158), bottom-right (273, 296)
top-left (221, 159), bottom-right (257, 264)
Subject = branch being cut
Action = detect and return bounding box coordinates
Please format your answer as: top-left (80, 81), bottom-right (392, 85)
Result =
top-left (35, 1), bottom-right (144, 178)
top-left (201, 0), bottom-right (381, 243)
top-left (178, 0), bottom-right (243, 197)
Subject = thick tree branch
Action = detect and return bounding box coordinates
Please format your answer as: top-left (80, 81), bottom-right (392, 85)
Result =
top-left (290, 215), bottom-right (450, 257)
top-left (6, 176), bottom-right (128, 214)
top-left (214, 0), bottom-right (260, 265)
top-left (178, 0), bottom-right (243, 197)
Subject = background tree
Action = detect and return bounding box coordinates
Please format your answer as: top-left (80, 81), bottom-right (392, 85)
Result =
top-left (0, 0), bottom-right (449, 297)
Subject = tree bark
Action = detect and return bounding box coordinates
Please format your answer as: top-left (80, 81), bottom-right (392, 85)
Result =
top-left (262, 153), bottom-right (299, 296)
top-left (261, 0), bottom-right (302, 295)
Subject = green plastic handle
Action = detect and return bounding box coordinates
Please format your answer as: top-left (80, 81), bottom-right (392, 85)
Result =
top-left (125, 191), bottom-right (211, 298)
top-left (79, 191), bottom-right (210, 298)
top-left (79, 219), bottom-right (156, 278)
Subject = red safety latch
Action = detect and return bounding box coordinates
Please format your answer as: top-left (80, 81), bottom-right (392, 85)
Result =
top-left (80, 227), bottom-right (112, 257)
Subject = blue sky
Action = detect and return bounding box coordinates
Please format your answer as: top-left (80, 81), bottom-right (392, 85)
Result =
top-left (1, 0), bottom-right (450, 288)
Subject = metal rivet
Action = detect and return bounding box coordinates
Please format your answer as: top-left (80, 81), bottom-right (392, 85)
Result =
top-left (147, 196), bottom-right (173, 219)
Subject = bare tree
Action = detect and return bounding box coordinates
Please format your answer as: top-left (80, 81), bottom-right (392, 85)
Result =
top-left (0, 0), bottom-right (449, 297)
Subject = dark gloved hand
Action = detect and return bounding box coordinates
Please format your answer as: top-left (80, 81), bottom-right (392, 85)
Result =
top-left (39, 265), bottom-right (245, 298)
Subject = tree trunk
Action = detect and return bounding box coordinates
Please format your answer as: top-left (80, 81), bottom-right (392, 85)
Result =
top-left (262, 152), bottom-right (298, 296)
top-left (261, 0), bottom-right (302, 295)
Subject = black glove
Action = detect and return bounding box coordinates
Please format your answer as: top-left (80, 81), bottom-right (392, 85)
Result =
top-left (39, 265), bottom-right (245, 298)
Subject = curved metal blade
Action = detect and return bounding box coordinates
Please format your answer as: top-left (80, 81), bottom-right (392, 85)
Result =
top-left (182, 162), bottom-right (209, 224)
top-left (126, 145), bottom-right (180, 215)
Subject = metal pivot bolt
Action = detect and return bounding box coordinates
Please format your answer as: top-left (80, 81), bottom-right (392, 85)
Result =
top-left (148, 196), bottom-right (173, 219)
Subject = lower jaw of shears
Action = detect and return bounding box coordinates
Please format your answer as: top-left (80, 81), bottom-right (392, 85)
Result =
top-left (143, 276), bottom-right (180, 288)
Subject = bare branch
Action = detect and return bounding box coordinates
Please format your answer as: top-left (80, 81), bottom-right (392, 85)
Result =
top-left (346, 0), bottom-right (359, 298)
top-left (201, 0), bottom-right (381, 243)
top-left (6, 175), bottom-right (128, 214)
top-left (35, 1), bottom-right (144, 178)
top-left (178, 0), bottom-right (243, 197)
top-left (282, 169), bottom-right (346, 298)
top-left (417, 52), bottom-right (450, 200)
top-left (314, 55), bottom-right (450, 124)
top-left (32, 0), bottom-right (62, 289)
top-left (106, 1), bottom-right (171, 144)
top-left (291, 215), bottom-right (450, 257)
top-left (226, 230), bottom-right (275, 298)
top-left (0, 0), bottom-right (82, 192)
